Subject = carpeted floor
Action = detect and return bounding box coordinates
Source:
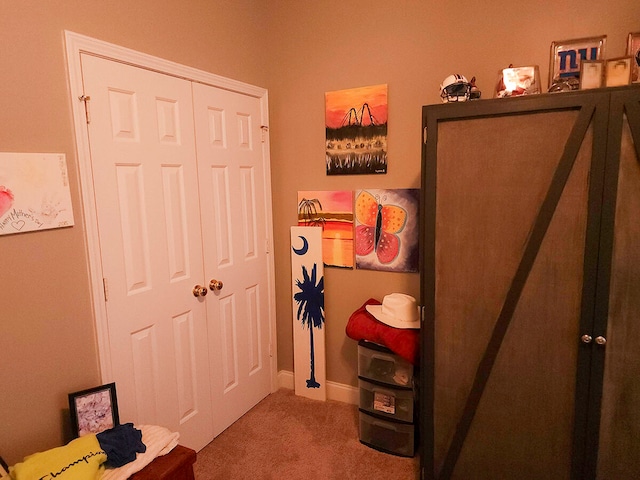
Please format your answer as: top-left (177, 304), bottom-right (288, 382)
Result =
top-left (193, 388), bottom-right (420, 480)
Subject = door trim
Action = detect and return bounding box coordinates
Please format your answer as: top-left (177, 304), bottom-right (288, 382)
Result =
top-left (64, 30), bottom-right (278, 392)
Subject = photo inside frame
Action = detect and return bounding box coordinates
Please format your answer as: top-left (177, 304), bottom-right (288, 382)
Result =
top-left (606, 58), bottom-right (632, 87)
top-left (69, 382), bottom-right (119, 437)
top-left (581, 62), bottom-right (603, 89)
top-left (500, 66), bottom-right (540, 96)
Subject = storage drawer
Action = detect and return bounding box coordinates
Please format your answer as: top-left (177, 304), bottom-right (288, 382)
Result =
top-left (358, 341), bottom-right (413, 387)
top-left (359, 378), bottom-right (414, 423)
top-left (359, 410), bottom-right (415, 457)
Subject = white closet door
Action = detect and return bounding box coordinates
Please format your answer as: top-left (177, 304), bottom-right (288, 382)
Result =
top-left (81, 53), bottom-right (214, 450)
top-left (192, 82), bottom-right (272, 437)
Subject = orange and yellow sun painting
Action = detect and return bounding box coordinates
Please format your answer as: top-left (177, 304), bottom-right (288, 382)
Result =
top-left (325, 84), bottom-right (388, 175)
top-left (298, 190), bottom-right (354, 269)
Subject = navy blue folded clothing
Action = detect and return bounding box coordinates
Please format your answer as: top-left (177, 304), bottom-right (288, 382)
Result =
top-left (96, 423), bottom-right (146, 468)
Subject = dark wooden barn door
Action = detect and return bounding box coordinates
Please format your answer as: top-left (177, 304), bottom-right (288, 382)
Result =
top-left (593, 88), bottom-right (640, 479)
top-left (421, 92), bottom-right (610, 479)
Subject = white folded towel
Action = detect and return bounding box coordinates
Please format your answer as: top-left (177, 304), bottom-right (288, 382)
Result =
top-left (99, 424), bottom-right (180, 480)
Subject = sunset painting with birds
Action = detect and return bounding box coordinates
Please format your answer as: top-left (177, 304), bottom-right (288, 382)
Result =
top-left (325, 84), bottom-right (388, 175)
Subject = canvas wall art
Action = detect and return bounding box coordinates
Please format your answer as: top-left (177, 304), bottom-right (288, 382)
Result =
top-left (355, 188), bottom-right (420, 273)
top-left (325, 84), bottom-right (388, 175)
top-left (297, 190), bottom-right (354, 269)
top-left (0, 152), bottom-right (75, 236)
top-left (290, 226), bottom-right (326, 401)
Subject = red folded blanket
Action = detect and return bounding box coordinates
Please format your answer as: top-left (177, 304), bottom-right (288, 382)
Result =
top-left (345, 298), bottom-right (420, 365)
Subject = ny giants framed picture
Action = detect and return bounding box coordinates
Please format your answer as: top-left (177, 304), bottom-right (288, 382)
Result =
top-left (549, 35), bottom-right (607, 88)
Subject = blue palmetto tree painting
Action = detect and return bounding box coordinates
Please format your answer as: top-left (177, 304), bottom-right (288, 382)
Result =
top-left (294, 263), bottom-right (325, 388)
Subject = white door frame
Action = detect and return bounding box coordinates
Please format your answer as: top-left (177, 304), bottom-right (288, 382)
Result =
top-left (64, 30), bottom-right (278, 392)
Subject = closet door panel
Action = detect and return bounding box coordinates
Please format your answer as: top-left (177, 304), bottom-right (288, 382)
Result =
top-left (454, 124), bottom-right (591, 479)
top-left (433, 109), bottom-right (590, 479)
top-left (597, 90), bottom-right (640, 479)
top-left (454, 123), bottom-right (591, 479)
top-left (80, 54), bottom-right (214, 450)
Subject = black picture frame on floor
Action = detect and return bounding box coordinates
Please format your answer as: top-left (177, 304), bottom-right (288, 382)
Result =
top-left (0, 455), bottom-right (9, 477)
top-left (68, 382), bottom-right (119, 438)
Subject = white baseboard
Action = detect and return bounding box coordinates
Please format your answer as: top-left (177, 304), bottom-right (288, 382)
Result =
top-left (277, 370), bottom-right (358, 405)
top-left (277, 369), bottom-right (295, 390)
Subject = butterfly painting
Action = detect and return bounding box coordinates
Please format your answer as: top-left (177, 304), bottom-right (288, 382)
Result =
top-left (355, 189), bottom-right (420, 272)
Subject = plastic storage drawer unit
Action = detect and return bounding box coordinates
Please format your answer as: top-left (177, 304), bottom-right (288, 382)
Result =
top-left (359, 377), bottom-right (414, 423)
top-left (357, 340), bottom-right (413, 387)
top-left (358, 410), bottom-right (415, 457)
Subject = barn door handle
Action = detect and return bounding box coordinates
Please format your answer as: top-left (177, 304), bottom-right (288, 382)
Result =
top-left (209, 279), bottom-right (224, 291)
top-left (580, 334), bottom-right (606, 346)
top-left (193, 285), bottom-right (208, 297)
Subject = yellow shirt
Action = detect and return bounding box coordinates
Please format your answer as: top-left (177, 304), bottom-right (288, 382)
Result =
top-left (10, 434), bottom-right (106, 480)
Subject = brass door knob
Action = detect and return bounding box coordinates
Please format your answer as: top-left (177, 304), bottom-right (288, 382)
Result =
top-left (581, 334), bottom-right (593, 344)
top-left (209, 279), bottom-right (224, 291)
top-left (595, 336), bottom-right (607, 346)
top-left (193, 285), bottom-right (208, 297)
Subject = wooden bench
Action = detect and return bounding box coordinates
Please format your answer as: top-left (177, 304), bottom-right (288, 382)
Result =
top-left (129, 445), bottom-right (196, 480)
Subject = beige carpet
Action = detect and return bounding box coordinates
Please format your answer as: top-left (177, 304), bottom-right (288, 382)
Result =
top-left (193, 388), bottom-right (420, 480)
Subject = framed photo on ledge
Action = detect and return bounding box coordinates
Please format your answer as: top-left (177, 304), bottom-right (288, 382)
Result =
top-left (549, 35), bottom-right (607, 87)
top-left (580, 60), bottom-right (604, 89)
top-left (627, 32), bottom-right (640, 82)
top-left (68, 382), bottom-right (119, 437)
top-left (605, 57), bottom-right (633, 87)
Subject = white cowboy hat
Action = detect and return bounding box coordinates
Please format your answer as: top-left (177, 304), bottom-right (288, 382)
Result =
top-left (365, 293), bottom-right (420, 329)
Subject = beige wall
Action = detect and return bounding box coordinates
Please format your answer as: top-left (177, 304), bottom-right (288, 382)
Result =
top-left (1, 0), bottom-right (639, 464)
top-left (267, 0), bottom-right (640, 385)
